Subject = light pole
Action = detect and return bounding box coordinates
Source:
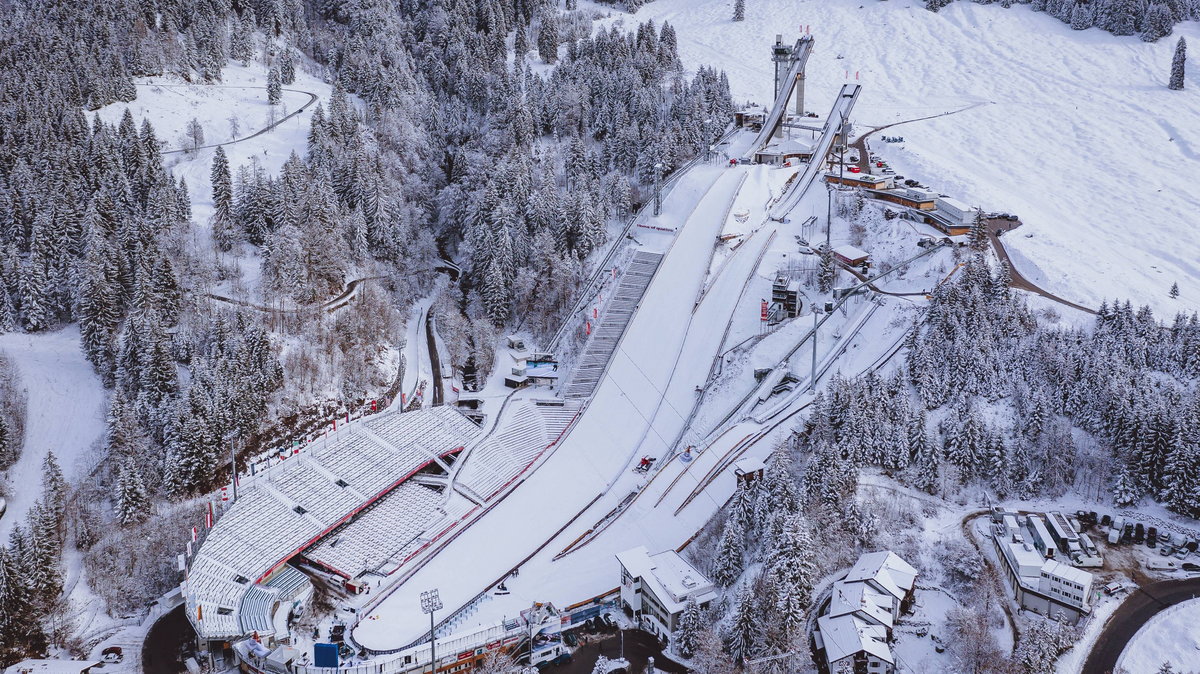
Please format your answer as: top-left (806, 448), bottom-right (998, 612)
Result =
top-left (223, 431), bottom-right (239, 502)
top-left (809, 306), bottom-right (821, 392)
top-left (653, 162), bottom-right (664, 216)
top-left (421, 589), bottom-right (442, 674)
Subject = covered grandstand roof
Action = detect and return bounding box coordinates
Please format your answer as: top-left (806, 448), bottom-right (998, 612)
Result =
top-left (185, 406), bottom-right (483, 640)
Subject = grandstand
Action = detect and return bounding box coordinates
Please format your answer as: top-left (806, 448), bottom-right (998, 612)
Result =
top-left (455, 399), bottom-right (581, 502)
top-left (184, 406), bottom-right (482, 641)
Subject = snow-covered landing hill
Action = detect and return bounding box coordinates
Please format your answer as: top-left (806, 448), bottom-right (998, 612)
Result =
top-left (600, 0), bottom-right (1200, 316)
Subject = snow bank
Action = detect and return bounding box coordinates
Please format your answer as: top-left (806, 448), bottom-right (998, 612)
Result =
top-left (1115, 598), bottom-right (1200, 672)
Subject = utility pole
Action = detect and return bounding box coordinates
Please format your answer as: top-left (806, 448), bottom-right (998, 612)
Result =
top-left (654, 163), bottom-right (665, 215)
top-left (224, 432), bottom-right (239, 502)
top-left (810, 307), bottom-right (820, 392)
top-left (421, 589), bottom-right (442, 674)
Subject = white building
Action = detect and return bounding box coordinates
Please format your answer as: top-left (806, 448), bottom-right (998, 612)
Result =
top-left (933, 197), bottom-right (979, 226)
top-left (615, 546), bottom-right (717, 642)
top-left (813, 551), bottom-right (918, 674)
top-left (991, 511), bottom-right (1095, 624)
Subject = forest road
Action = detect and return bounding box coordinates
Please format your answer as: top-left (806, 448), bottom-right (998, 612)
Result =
top-left (133, 83), bottom-right (320, 155)
top-left (1081, 576), bottom-right (1200, 674)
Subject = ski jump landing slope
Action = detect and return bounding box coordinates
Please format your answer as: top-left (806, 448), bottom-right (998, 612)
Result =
top-left (352, 167), bottom-right (744, 652)
top-left (747, 37), bottom-right (814, 155)
top-left (768, 83), bottom-right (861, 220)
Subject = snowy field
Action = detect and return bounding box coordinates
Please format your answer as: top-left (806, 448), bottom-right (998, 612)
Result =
top-left (599, 0), bottom-right (1200, 317)
top-left (0, 327), bottom-right (106, 541)
top-left (1116, 598), bottom-right (1200, 672)
top-left (96, 61), bottom-right (332, 299)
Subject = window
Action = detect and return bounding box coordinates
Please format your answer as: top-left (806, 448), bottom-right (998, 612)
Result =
top-left (217, 607), bottom-right (233, 616)
top-left (336, 479), bottom-right (350, 488)
top-left (294, 505), bottom-right (307, 515)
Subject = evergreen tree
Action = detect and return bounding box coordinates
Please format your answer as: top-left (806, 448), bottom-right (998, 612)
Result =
top-left (211, 146), bottom-right (236, 250)
top-left (725, 584), bottom-right (758, 663)
top-left (1170, 281), bottom-right (1181, 297)
top-left (733, 0), bottom-right (745, 22)
top-left (115, 459), bottom-right (150, 526)
top-left (538, 13), bottom-right (560, 63)
top-left (41, 453), bottom-right (66, 541)
top-left (817, 244), bottom-right (835, 294)
top-left (1169, 37), bottom-right (1187, 90)
top-left (767, 514), bottom-right (817, 636)
top-left (1141, 4), bottom-right (1173, 42)
top-left (268, 66), bottom-right (283, 105)
top-left (674, 598), bottom-right (702, 659)
top-left (711, 519), bottom-right (744, 587)
top-left (968, 210), bottom-right (989, 252)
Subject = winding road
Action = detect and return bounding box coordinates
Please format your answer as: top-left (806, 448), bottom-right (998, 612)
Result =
top-left (134, 83), bottom-right (320, 155)
top-left (1081, 577), bottom-right (1200, 674)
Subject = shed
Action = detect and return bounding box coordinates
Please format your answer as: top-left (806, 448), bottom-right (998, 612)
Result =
top-left (832, 245), bottom-right (870, 266)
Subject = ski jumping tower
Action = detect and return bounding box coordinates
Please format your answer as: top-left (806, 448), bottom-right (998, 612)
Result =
top-left (771, 34), bottom-right (814, 137)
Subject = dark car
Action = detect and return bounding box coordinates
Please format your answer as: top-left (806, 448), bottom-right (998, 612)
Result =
top-left (1123, 523), bottom-right (1134, 543)
top-left (1101, 514), bottom-right (1113, 527)
top-left (1183, 562), bottom-right (1200, 572)
top-left (1148, 527), bottom-right (1158, 548)
top-left (1134, 523), bottom-right (1146, 544)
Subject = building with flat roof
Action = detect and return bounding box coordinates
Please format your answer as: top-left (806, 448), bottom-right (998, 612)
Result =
top-left (991, 512), bottom-right (1094, 624)
top-left (824, 172), bottom-right (892, 189)
top-left (832, 245), bottom-right (870, 268)
top-left (616, 546), bottom-right (717, 642)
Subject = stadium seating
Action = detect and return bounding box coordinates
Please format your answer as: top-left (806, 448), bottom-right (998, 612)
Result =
top-left (456, 400), bottom-right (581, 501)
top-left (305, 483), bottom-right (444, 578)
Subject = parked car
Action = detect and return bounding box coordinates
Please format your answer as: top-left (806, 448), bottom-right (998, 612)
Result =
top-left (1182, 562), bottom-right (1200, 572)
top-left (1175, 547), bottom-right (1189, 560)
top-left (1148, 526), bottom-right (1158, 547)
top-left (1187, 539), bottom-right (1198, 553)
top-left (1135, 523), bottom-right (1146, 544)
top-left (1101, 514), bottom-right (1113, 527)
top-left (1160, 543), bottom-right (1174, 556)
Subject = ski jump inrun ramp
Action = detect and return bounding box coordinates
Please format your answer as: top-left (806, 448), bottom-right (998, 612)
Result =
top-left (768, 83), bottom-right (862, 221)
top-left (747, 36), bottom-right (815, 154)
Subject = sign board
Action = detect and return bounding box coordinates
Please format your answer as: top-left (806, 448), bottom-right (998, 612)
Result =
top-left (314, 643), bottom-right (339, 668)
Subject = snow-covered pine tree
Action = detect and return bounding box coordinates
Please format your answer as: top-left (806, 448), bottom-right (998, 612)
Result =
top-left (538, 13), bottom-right (560, 64)
top-left (115, 459), bottom-right (150, 526)
top-left (268, 66), bottom-right (282, 105)
top-left (279, 47), bottom-right (296, 85)
top-left (1169, 37), bottom-right (1187, 90)
top-left (968, 210), bottom-right (989, 252)
top-left (767, 515), bottom-right (817, 619)
top-left (711, 519), bottom-right (744, 586)
top-left (41, 453), bottom-right (66, 541)
top-left (817, 244), bottom-right (835, 293)
top-left (211, 147), bottom-right (236, 250)
top-left (733, 0), bottom-right (745, 22)
top-left (724, 584), bottom-right (758, 663)
top-left (674, 598), bottom-right (702, 658)
top-left (1141, 3), bottom-right (1174, 42)
top-left (1170, 281), bottom-right (1181, 297)
top-left (1112, 466), bottom-right (1141, 506)
top-left (1070, 2), bottom-right (1094, 30)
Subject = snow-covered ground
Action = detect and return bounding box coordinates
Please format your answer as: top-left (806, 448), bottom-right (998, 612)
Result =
top-left (0, 327), bottom-right (106, 541)
top-left (95, 60), bottom-right (332, 299)
top-left (600, 0), bottom-right (1200, 317)
top-left (1116, 598), bottom-right (1200, 672)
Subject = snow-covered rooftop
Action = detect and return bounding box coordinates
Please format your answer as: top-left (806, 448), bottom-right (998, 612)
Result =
top-left (616, 546), bottom-right (716, 613)
top-left (3, 661), bottom-right (102, 674)
top-left (827, 579), bottom-right (894, 628)
top-left (1042, 558), bottom-right (1092, 586)
top-left (843, 550), bottom-right (918, 602)
top-left (817, 614), bottom-right (893, 666)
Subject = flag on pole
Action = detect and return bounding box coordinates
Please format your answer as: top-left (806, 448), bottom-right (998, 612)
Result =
top-left (206, 502), bottom-right (214, 528)
top-left (191, 526), bottom-right (198, 543)
top-left (332, 417), bottom-right (337, 432)
top-left (346, 412), bottom-right (350, 425)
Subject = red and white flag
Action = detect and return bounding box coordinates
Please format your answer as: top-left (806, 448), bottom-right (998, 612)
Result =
top-left (191, 526), bottom-right (198, 543)
top-left (206, 502), bottom-right (214, 528)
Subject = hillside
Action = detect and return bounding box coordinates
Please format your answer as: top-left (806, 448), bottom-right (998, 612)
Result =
top-left (602, 0), bottom-right (1200, 316)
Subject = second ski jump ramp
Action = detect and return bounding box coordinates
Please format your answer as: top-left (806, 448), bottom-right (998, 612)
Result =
top-left (767, 83), bottom-right (862, 221)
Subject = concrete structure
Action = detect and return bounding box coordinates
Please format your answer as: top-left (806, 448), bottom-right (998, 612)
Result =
top-left (616, 546), bottom-right (717, 642)
top-left (813, 551), bottom-right (918, 674)
top-left (772, 275), bottom-right (803, 318)
top-left (824, 172), bottom-right (892, 190)
top-left (934, 197), bottom-right (978, 226)
top-left (755, 137), bottom-right (817, 166)
top-left (991, 513), bottom-right (1095, 624)
top-left (864, 187), bottom-right (937, 211)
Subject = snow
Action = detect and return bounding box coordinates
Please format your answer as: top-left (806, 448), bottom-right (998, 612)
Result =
top-left (0, 327), bottom-right (107, 541)
top-left (600, 0), bottom-right (1200, 316)
top-left (1116, 598), bottom-right (1200, 673)
top-left (94, 60), bottom-right (333, 299)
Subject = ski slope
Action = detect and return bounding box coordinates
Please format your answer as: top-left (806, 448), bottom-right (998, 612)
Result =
top-left (353, 165), bottom-right (744, 650)
top-left (0, 327), bottom-right (106, 541)
top-left (747, 36), bottom-right (814, 153)
top-left (768, 83), bottom-right (861, 220)
top-left (601, 0), bottom-right (1200, 315)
